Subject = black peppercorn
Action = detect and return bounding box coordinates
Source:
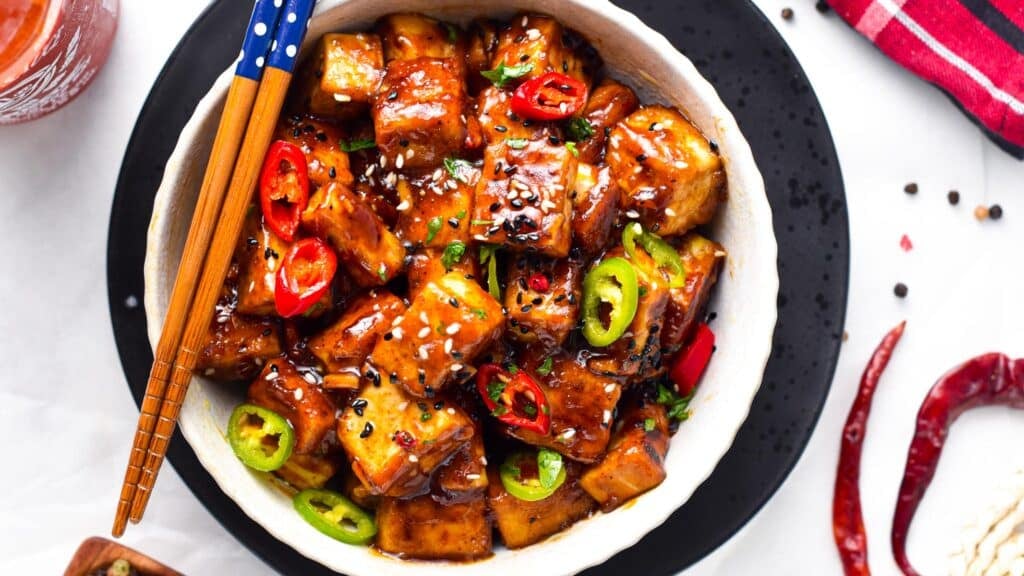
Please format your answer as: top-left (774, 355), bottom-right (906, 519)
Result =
top-left (904, 182), bottom-right (918, 195)
top-left (989, 204), bottom-right (1003, 220)
top-left (894, 283), bottom-right (908, 298)
top-left (947, 190), bottom-right (960, 205)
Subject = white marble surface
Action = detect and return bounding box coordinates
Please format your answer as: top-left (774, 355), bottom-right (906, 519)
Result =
top-left (0, 1), bottom-right (1021, 574)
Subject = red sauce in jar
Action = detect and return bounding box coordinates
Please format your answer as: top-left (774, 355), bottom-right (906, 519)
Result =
top-left (0, 0), bottom-right (49, 73)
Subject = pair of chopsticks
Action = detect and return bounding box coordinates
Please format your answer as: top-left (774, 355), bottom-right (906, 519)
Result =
top-left (112, 0), bottom-right (317, 537)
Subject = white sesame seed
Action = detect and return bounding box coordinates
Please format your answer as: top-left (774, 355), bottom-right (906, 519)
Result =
top-left (333, 93), bottom-right (352, 102)
top-left (398, 401), bottom-right (409, 411)
top-left (521, 15), bottom-right (529, 27)
top-left (392, 327), bottom-right (404, 340)
top-left (451, 363), bottom-right (464, 372)
top-left (204, 368), bottom-right (215, 376)
top-left (445, 179), bottom-right (458, 190)
top-left (604, 383), bottom-right (616, 394)
top-left (444, 338), bottom-right (453, 354)
top-left (294, 388), bottom-right (304, 401)
top-left (432, 168), bottom-right (443, 181)
top-left (626, 210), bottom-right (640, 219)
top-left (396, 200), bottom-right (410, 211)
top-left (302, 372), bottom-right (318, 385)
top-left (417, 326), bottom-right (431, 339)
top-left (714, 250), bottom-right (727, 258)
top-left (364, 164), bottom-right (375, 177)
top-left (559, 101), bottom-right (567, 114)
top-left (511, 180), bottom-right (529, 192)
top-left (448, 408), bottom-right (456, 415)
top-left (408, 454), bottom-right (419, 462)
top-left (264, 371), bottom-right (277, 380)
top-left (560, 428), bottom-right (576, 440)
top-left (385, 172), bottom-right (398, 187)
top-left (395, 154), bottom-right (405, 169)
top-left (665, 207), bottom-right (677, 217)
top-left (446, 323), bottom-right (461, 335)
top-left (602, 409), bottom-right (611, 423)
top-left (633, 165), bottom-right (643, 174)
top-left (419, 311), bottom-right (429, 324)
top-left (418, 345), bottom-right (429, 360)
top-left (674, 160), bottom-right (689, 169)
top-left (380, 155), bottom-right (387, 168)
top-left (406, 149), bottom-right (415, 159)
top-left (651, 122), bottom-right (663, 131)
top-left (466, 473), bottom-right (481, 481)
top-left (541, 199), bottom-right (557, 212)
top-left (392, 315), bottom-right (404, 327)
top-left (526, 28), bottom-right (541, 40)
top-left (508, 189), bottom-right (519, 200)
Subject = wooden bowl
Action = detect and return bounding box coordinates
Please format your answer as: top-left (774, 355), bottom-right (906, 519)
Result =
top-left (63, 537), bottom-right (180, 576)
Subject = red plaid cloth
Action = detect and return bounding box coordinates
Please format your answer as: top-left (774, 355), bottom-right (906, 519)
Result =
top-left (827, 0), bottom-right (1024, 158)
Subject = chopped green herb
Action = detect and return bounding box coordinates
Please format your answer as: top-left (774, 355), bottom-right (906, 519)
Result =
top-left (638, 286), bottom-right (648, 298)
top-left (523, 403), bottom-right (537, 417)
top-left (643, 418), bottom-right (656, 432)
top-left (339, 138), bottom-right (376, 152)
top-left (443, 157), bottom-right (473, 183)
top-left (377, 264), bottom-right (387, 282)
top-left (441, 241), bottom-right (467, 270)
top-left (480, 62), bottom-right (534, 88)
top-left (436, 322), bottom-right (445, 335)
top-left (656, 383), bottom-right (693, 423)
top-left (455, 209), bottom-right (467, 219)
top-left (491, 405), bottom-right (508, 417)
top-left (480, 245), bottom-right (500, 299)
top-left (507, 363), bottom-right (519, 375)
top-left (506, 138), bottom-right (529, 150)
top-left (425, 217), bottom-right (443, 244)
top-left (565, 141), bottom-right (579, 157)
top-left (443, 22), bottom-right (459, 44)
top-left (537, 449), bottom-right (564, 489)
top-left (420, 411), bottom-right (433, 422)
top-left (472, 219), bottom-right (495, 226)
top-left (472, 308), bottom-right (488, 319)
top-left (566, 117), bottom-right (594, 142)
top-left (537, 357), bottom-right (554, 376)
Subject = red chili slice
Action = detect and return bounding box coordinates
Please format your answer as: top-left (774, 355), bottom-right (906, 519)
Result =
top-left (510, 72), bottom-right (588, 121)
top-left (259, 140), bottom-right (310, 242)
top-left (476, 363), bottom-right (551, 435)
top-left (669, 323), bottom-right (716, 397)
top-left (274, 237), bottom-right (336, 318)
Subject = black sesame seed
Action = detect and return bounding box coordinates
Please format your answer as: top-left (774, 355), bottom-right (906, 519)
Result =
top-left (904, 182), bottom-right (918, 195)
top-left (389, 372), bottom-right (399, 384)
top-left (424, 384), bottom-right (435, 398)
top-left (947, 190), bottom-right (961, 205)
top-left (554, 294), bottom-right (566, 303)
top-left (387, 91), bottom-right (398, 100)
top-left (504, 165), bottom-right (518, 175)
top-left (636, 154), bottom-right (647, 162)
top-left (709, 140), bottom-right (719, 152)
top-left (489, 202), bottom-right (501, 212)
top-left (511, 199), bottom-right (524, 209)
top-left (360, 422), bottom-right (374, 438)
top-left (894, 282), bottom-right (908, 298)
top-left (383, 332), bottom-right (393, 341)
top-left (316, 132), bottom-right (327, 142)
top-left (548, 135), bottom-right (561, 145)
top-left (292, 128), bottom-right (301, 138)
top-left (516, 292), bottom-right (523, 305)
top-left (519, 54), bottom-right (530, 62)
top-left (419, 372), bottom-right (427, 384)
top-left (270, 364), bottom-right (279, 373)
top-left (815, 0), bottom-right (830, 13)
top-left (449, 297), bottom-right (460, 308)
top-left (304, 125), bottom-right (315, 133)
top-left (399, 139), bottom-right (410, 148)
top-left (417, 402), bottom-right (428, 412)
top-left (448, 217), bottom-right (460, 228)
top-left (521, 305), bottom-right (533, 313)
top-left (515, 34), bottom-right (526, 43)
top-left (495, 125), bottom-right (508, 133)
top-left (989, 204), bottom-right (1003, 220)
top-left (261, 328), bottom-right (273, 337)
top-left (562, 61), bottom-right (569, 73)
top-left (532, 297), bottom-right (543, 305)
top-left (519, 325), bottom-right (529, 334)
top-left (247, 237), bottom-right (258, 247)
top-left (434, 401), bottom-right (445, 410)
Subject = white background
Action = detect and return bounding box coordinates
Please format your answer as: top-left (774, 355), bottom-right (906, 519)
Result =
top-left (1, 1), bottom-right (1021, 574)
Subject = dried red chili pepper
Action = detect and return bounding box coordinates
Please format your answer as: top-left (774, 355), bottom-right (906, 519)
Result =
top-left (833, 321), bottom-right (906, 576)
top-left (527, 273), bottom-right (550, 293)
top-left (891, 352), bottom-right (1024, 576)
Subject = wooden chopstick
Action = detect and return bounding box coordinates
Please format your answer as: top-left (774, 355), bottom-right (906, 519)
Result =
top-left (112, 0), bottom-right (288, 537)
top-left (126, 0), bottom-right (318, 526)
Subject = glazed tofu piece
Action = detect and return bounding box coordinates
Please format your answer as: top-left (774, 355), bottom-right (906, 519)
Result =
top-left (608, 105), bottom-right (726, 237)
top-left (571, 162), bottom-right (620, 257)
top-left (580, 398), bottom-right (670, 511)
top-left (376, 493), bottom-right (492, 560)
top-left (307, 290), bottom-right (407, 389)
top-left (275, 116), bottom-right (354, 189)
top-left (197, 308), bottom-right (282, 382)
top-left (337, 374), bottom-right (474, 496)
top-left (475, 85), bottom-right (559, 144)
top-left (394, 168), bottom-right (475, 248)
top-left (504, 255), bottom-right (581, 349)
top-left (487, 460), bottom-right (596, 549)
top-left (372, 57), bottom-right (469, 170)
top-left (248, 358), bottom-right (337, 455)
top-left (465, 18), bottom-right (500, 94)
top-left (301, 182), bottom-right (406, 287)
top-left (490, 14), bottom-right (599, 86)
top-left (470, 140), bottom-right (577, 257)
top-left (406, 248), bottom-right (480, 301)
top-left (661, 233), bottom-right (727, 354)
top-left (587, 247), bottom-right (671, 379)
top-left (235, 209), bottom-right (289, 315)
top-left (574, 79), bottom-right (639, 165)
top-left (435, 428), bottom-right (488, 502)
top-left (274, 453), bottom-right (341, 491)
top-left (341, 469), bottom-right (379, 510)
top-left (294, 33), bottom-right (384, 120)
top-left (376, 13), bottom-right (463, 63)
top-left (367, 272), bottom-right (504, 397)
top-left (501, 354), bottom-right (621, 463)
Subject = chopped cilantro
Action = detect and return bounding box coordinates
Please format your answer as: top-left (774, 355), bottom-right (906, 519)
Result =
top-left (566, 117), bottom-right (594, 141)
top-left (537, 357), bottom-right (554, 376)
top-left (441, 241), bottom-right (467, 270)
top-left (479, 245), bottom-right (500, 299)
top-left (643, 418), bottom-right (656, 432)
top-left (425, 217), bottom-right (443, 244)
top-left (472, 308), bottom-right (488, 319)
top-left (455, 209), bottom-right (467, 219)
top-left (377, 264), bottom-right (387, 282)
top-left (420, 411), bottom-right (433, 422)
top-left (480, 62), bottom-right (534, 88)
top-left (506, 138), bottom-right (529, 150)
top-left (443, 157), bottom-right (473, 183)
top-left (471, 219), bottom-right (495, 226)
top-left (565, 141), bottom-right (579, 157)
top-left (339, 138), bottom-right (376, 152)
top-left (656, 383), bottom-right (693, 423)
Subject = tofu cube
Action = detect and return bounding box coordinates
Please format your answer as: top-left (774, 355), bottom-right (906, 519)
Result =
top-left (580, 398), bottom-right (670, 511)
top-left (376, 13), bottom-right (463, 63)
top-left (273, 453), bottom-right (341, 491)
top-left (394, 168), bottom-right (475, 248)
top-left (501, 354), bottom-right (621, 463)
top-left (661, 233), bottom-right (727, 354)
top-left (574, 79), bottom-right (639, 165)
top-left (475, 85), bottom-right (559, 145)
top-left (490, 14), bottom-right (599, 85)
top-left (470, 141), bottom-right (576, 257)
top-left (406, 248), bottom-right (480, 301)
top-left (301, 182), bottom-right (406, 287)
top-left (367, 272), bottom-right (504, 397)
top-left (571, 162), bottom-right (620, 258)
top-left (337, 374), bottom-right (474, 496)
top-left (608, 105), bottom-right (726, 237)
top-left (465, 18), bottom-right (500, 94)
top-left (274, 116), bottom-right (354, 188)
top-left (197, 310), bottom-right (281, 382)
top-left (435, 429), bottom-right (488, 502)
top-left (294, 33), bottom-right (384, 119)
top-left (586, 247), bottom-right (671, 379)
top-left (376, 493), bottom-right (492, 560)
top-left (235, 208), bottom-right (289, 316)
top-left (487, 460), bottom-right (595, 549)
top-left (307, 290), bottom-right (407, 389)
top-left (372, 57), bottom-right (468, 170)
top-left (504, 255), bottom-right (581, 348)
top-left (248, 358), bottom-right (337, 455)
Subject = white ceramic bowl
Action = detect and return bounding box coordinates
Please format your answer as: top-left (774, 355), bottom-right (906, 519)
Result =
top-left (144, 1), bottom-right (778, 574)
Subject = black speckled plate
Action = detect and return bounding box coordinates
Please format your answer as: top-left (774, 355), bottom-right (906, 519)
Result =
top-left (106, 0), bottom-right (848, 573)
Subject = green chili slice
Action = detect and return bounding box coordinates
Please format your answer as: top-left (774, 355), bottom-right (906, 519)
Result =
top-left (499, 449), bottom-right (566, 502)
top-left (582, 257), bottom-right (639, 347)
top-left (293, 489), bottom-right (377, 545)
top-left (622, 222), bottom-right (686, 288)
top-left (227, 403), bottom-right (295, 472)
